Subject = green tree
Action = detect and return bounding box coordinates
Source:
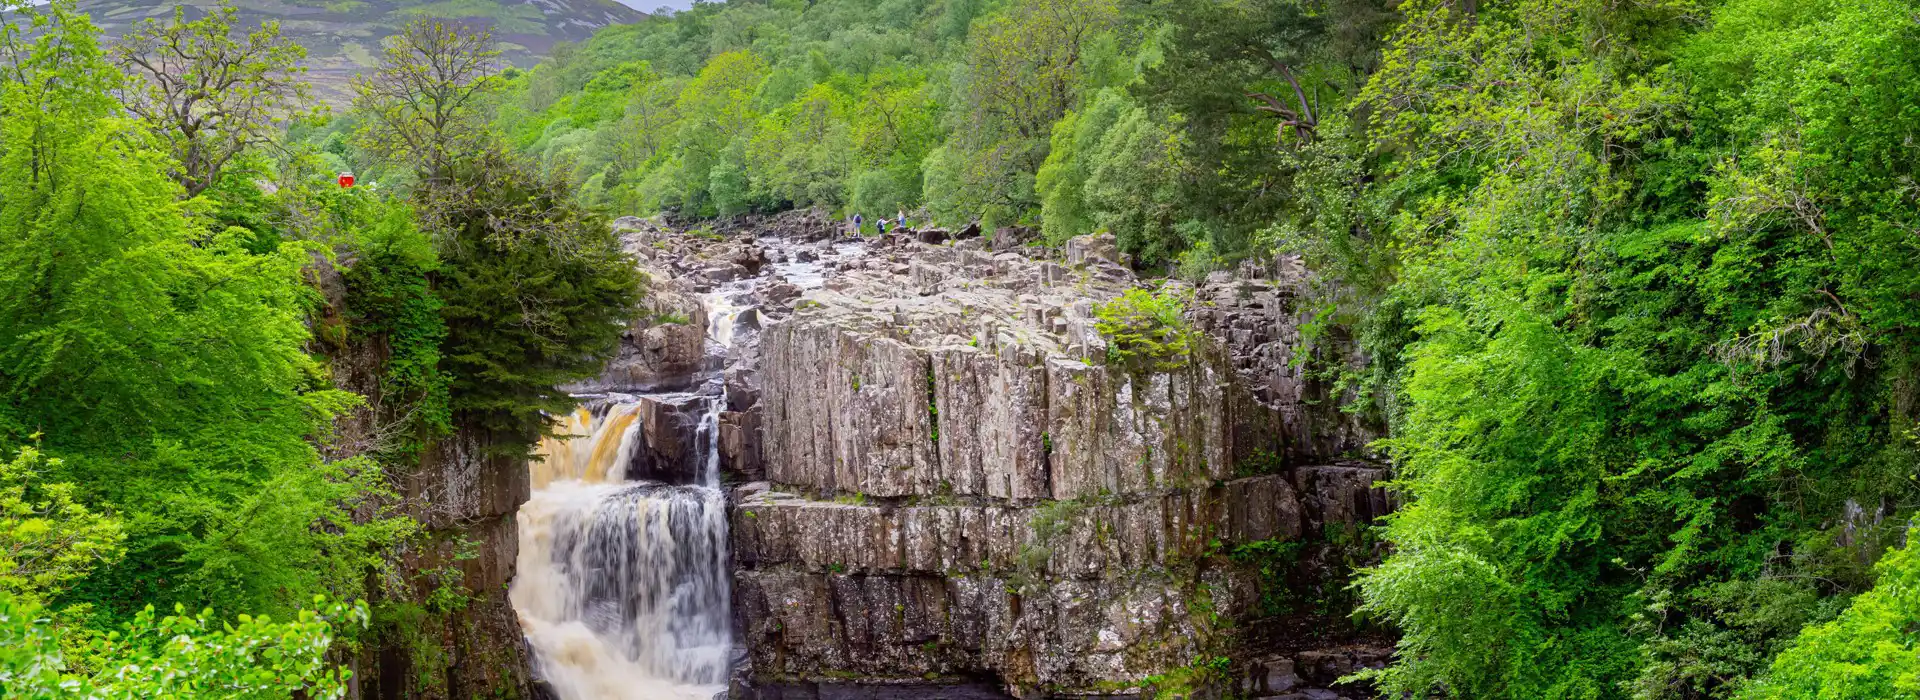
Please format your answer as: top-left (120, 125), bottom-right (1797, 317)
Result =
top-left (353, 20), bottom-right (503, 183)
top-left (112, 1), bottom-right (311, 196)
top-left (421, 148), bottom-right (642, 449)
top-left (669, 49), bottom-right (768, 214)
top-left (1, 0), bottom-right (408, 621)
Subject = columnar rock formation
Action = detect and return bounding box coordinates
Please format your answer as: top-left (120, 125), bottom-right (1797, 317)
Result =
top-left (613, 215), bottom-right (1400, 698)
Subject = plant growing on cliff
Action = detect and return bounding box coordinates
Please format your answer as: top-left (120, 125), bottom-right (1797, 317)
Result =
top-left (1014, 498), bottom-right (1092, 590)
top-left (345, 203), bottom-right (451, 461)
top-left (1141, 655), bottom-right (1234, 699)
top-left (1094, 288), bottom-right (1195, 372)
top-left (1229, 538), bottom-right (1305, 617)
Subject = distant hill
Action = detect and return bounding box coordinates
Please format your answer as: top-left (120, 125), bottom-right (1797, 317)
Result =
top-left (76, 0), bottom-right (647, 104)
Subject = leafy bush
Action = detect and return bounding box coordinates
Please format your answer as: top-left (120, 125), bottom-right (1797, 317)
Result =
top-left (1094, 288), bottom-right (1195, 371)
top-left (0, 446), bottom-right (124, 606)
top-left (0, 593), bottom-right (367, 699)
top-left (1229, 538), bottom-right (1305, 616)
top-left (1738, 531), bottom-right (1920, 699)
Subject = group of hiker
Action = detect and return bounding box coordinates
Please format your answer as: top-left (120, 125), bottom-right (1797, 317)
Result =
top-left (850, 210), bottom-right (910, 235)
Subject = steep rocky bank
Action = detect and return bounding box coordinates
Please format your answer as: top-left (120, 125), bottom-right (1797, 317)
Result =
top-left (585, 211), bottom-right (1397, 699)
top-left (311, 258), bottom-right (536, 700)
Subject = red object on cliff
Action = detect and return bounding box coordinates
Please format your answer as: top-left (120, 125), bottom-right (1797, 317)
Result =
top-left (337, 172), bottom-right (355, 188)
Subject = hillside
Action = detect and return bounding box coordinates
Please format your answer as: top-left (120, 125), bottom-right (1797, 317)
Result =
top-left (76, 0), bottom-right (645, 102)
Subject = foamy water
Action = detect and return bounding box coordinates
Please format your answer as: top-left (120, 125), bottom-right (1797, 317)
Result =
top-left (513, 478), bottom-right (731, 700)
top-left (512, 233), bottom-right (842, 699)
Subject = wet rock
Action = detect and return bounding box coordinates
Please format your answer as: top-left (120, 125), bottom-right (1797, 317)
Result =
top-left (733, 245), bottom-right (769, 275)
top-left (627, 393), bottom-right (716, 484)
top-left (1292, 464), bottom-right (1394, 536)
top-left (759, 279), bottom-right (803, 307)
top-left (721, 410), bottom-right (763, 482)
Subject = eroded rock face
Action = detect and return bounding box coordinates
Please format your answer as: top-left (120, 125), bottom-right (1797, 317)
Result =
top-left (733, 476), bottom-right (1302, 577)
top-left (730, 476), bottom-right (1292, 688)
top-left (571, 217), bottom-right (1393, 697)
top-left (707, 229), bottom-right (1393, 696)
top-left (1191, 256), bottom-right (1383, 463)
top-left (734, 568), bottom-right (1252, 691)
top-left (310, 257), bottom-right (536, 700)
top-left (759, 234), bottom-right (1303, 505)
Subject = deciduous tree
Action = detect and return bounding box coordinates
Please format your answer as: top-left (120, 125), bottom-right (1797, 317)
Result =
top-left (353, 20), bottom-right (502, 183)
top-left (112, 1), bottom-right (310, 196)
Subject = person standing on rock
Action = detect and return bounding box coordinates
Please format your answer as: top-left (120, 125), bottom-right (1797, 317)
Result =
top-left (852, 213), bottom-right (863, 237)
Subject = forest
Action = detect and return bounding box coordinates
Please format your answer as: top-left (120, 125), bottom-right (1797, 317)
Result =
top-left (4, 0), bottom-right (1920, 697)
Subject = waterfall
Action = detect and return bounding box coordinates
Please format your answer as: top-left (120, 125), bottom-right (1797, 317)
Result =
top-left (513, 289), bottom-right (745, 700)
top-left (513, 479), bottom-right (731, 699)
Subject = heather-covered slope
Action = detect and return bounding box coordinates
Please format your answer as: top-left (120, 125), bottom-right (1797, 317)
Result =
top-left (77, 0), bottom-right (643, 102)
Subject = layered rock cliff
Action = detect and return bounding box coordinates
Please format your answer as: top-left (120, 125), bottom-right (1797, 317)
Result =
top-left (589, 214), bottom-right (1395, 698)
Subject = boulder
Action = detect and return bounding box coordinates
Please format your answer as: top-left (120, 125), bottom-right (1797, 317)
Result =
top-left (1064, 233), bottom-right (1120, 267)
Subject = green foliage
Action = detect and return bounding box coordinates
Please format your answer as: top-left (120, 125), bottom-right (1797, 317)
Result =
top-left (424, 148), bottom-right (642, 450)
top-left (1346, 0), bottom-right (1920, 697)
top-left (1228, 538), bottom-right (1304, 617)
top-left (0, 445), bottom-right (124, 606)
top-left (1093, 288), bottom-right (1194, 372)
top-left (345, 203), bottom-right (451, 459)
top-left (0, 0), bottom-right (407, 623)
top-left (0, 436), bottom-right (365, 699)
top-left (1038, 87), bottom-right (1191, 255)
top-left (1739, 530), bottom-right (1920, 699)
top-left (16, 0), bottom-right (1920, 694)
top-left (1141, 655), bottom-right (1233, 699)
top-left (0, 592), bottom-right (367, 699)
top-left (488, 0), bottom-right (1153, 237)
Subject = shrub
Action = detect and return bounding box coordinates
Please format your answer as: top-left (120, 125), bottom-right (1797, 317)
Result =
top-left (1094, 288), bottom-right (1194, 371)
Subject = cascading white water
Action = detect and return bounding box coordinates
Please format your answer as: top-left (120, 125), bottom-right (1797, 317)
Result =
top-left (512, 286), bottom-right (751, 700)
top-left (512, 478), bottom-right (731, 699)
